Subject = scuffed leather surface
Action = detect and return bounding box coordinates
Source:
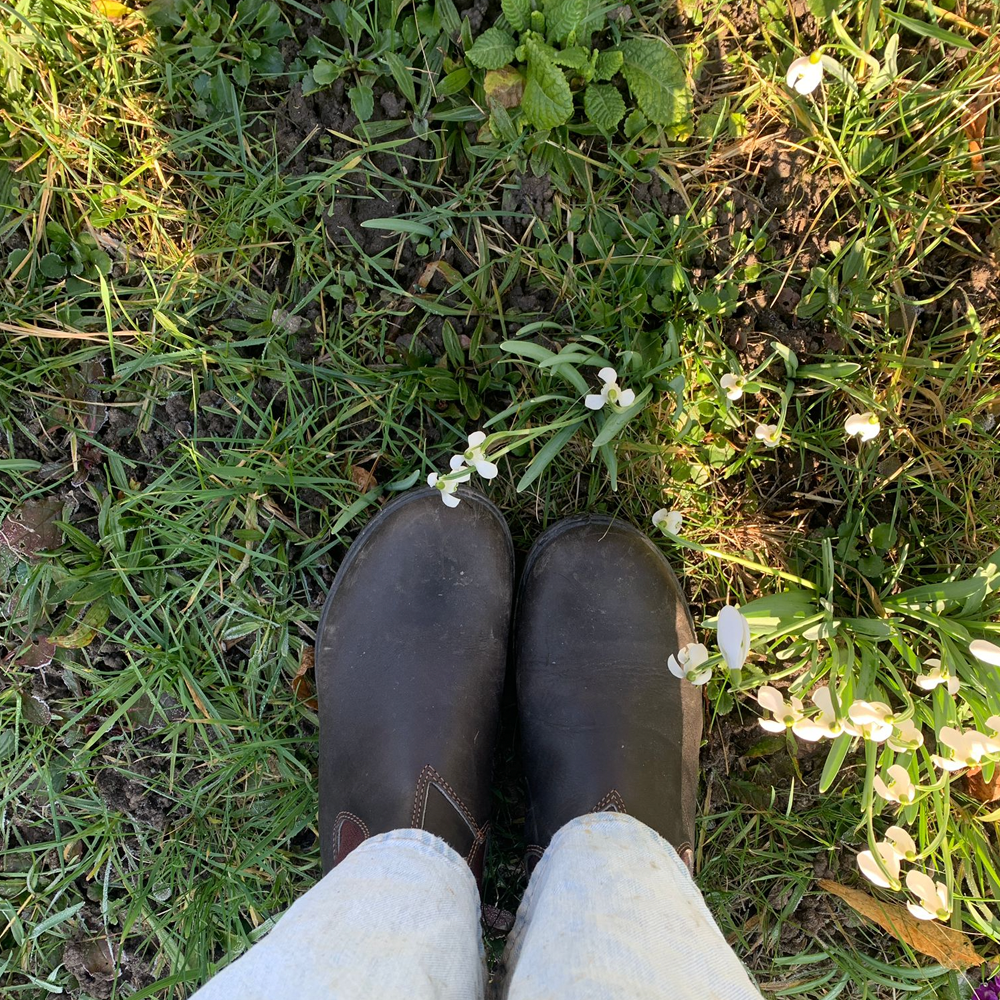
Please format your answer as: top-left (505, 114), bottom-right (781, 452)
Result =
top-left (317, 488), bottom-right (513, 874)
top-left (516, 517), bottom-right (702, 855)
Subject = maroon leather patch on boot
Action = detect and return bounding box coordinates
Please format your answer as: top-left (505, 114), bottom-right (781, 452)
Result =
top-left (333, 812), bottom-right (369, 866)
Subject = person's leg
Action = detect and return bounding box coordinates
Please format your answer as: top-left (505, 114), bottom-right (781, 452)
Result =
top-left (508, 516), bottom-right (760, 998)
top-left (191, 488), bottom-right (514, 1000)
top-left (192, 830), bottom-right (484, 1000)
top-left (502, 813), bottom-right (759, 999)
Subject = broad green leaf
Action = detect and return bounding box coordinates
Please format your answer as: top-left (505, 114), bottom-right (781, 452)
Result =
top-left (522, 38), bottom-right (573, 128)
top-left (439, 67), bottom-right (472, 96)
top-left (437, 0), bottom-right (461, 34)
top-left (466, 27), bottom-right (518, 69)
top-left (806, 0), bottom-right (836, 18)
top-left (39, 253), bottom-right (67, 280)
top-left (517, 419), bottom-right (585, 491)
top-left (737, 590), bottom-right (820, 630)
top-left (886, 9), bottom-right (975, 50)
top-left (500, 339), bottom-right (557, 362)
top-left (591, 385), bottom-right (652, 448)
top-left (312, 58), bottom-right (340, 86)
top-left (795, 361), bottom-right (862, 384)
top-left (348, 83), bottom-right (374, 120)
top-left (619, 38), bottom-right (690, 129)
top-left (819, 733), bottom-right (852, 793)
top-left (501, 0), bottom-right (530, 31)
top-left (553, 46), bottom-right (589, 68)
top-left (382, 51), bottom-right (417, 107)
top-left (594, 48), bottom-right (623, 81)
top-left (584, 82), bottom-right (625, 131)
top-left (543, 0), bottom-right (584, 43)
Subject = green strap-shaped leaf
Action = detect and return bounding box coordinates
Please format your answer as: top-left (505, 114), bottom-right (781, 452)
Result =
top-left (593, 48), bottom-right (623, 81)
top-left (502, 0), bottom-right (530, 31)
top-left (584, 83), bottom-right (625, 131)
top-left (466, 26), bottom-right (518, 69)
top-left (619, 37), bottom-right (690, 128)
top-left (521, 37), bottom-right (573, 128)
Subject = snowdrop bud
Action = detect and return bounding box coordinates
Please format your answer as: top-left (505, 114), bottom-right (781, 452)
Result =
top-left (786, 53), bottom-right (824, 95)
top-left (970, 639), bottom-right (1000, 666)
top-left (717, 605), bottom-right (751, 671)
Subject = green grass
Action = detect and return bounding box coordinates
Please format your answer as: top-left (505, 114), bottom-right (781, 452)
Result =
top-left (3, 0), bottom-right (1000, 995)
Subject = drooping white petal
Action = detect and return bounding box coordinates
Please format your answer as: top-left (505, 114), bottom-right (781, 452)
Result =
top-left (427, 472), bottom-right (439, 487)
top-left (661, 512), bottom-right (682, 535)
top-left (785, 54), bottom-right (824, 95)
top-left (688, 664), bottom-right (713, 686)
top-left (667, 653), bottom-right (685, 680)
top-left (652, 509), bottom-right (669, 526)
top-left (598, 367), bottom-right (618, 385)
top-left (885, 826), bottom-right (917, 861)
top-left (474, 460), bottom-right (499, 480)
top-left (906, 901), bottom-right (937, 921)
top-left (759, 718), bottom-right (787, 733)
top-left (988, 715), bottom-right (1000, 735)
top-left (720, 373), bottom-right (744, 401)
top-left (757, 685), bottom-right (786, 715)
top-left (970, 639), bottom-right (1000, 666)
top-left (617, 388), bottom-right (636, 407)
top-left (441, 490), bottom-right (462, 508)
top-left (467, 430), bottom-right (486, 449)
top-left (792, 718), bottom-right (831, 741)
top-left (585, 393), bottom-right (607, 410)
top-left (905, 870), bottom-right (949, 920)
top-left (450, 454), bottom-right (468, 471)
top-left (887, 718), bottom-right (924, 752)
top-left (845, 411), bottom-right (881, 442)
top-left (718, 605), bottom-right (751, 671)
top-left (930, 754), bottom-right (966, 772)
top-left (857, 845), bottom-right (900, 889)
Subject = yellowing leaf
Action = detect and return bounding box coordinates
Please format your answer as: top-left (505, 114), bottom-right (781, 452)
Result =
top-left (819, 879), bottom-right (984, 970)
top-left (93, 0), bottom-right (132, 19)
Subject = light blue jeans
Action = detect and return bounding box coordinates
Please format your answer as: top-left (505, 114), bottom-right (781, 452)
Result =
top-left (191, 812), bottom-right (761, 999)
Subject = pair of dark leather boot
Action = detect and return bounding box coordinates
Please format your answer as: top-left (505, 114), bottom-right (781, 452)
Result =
top-left (316, 488), bottom-right (702, 886)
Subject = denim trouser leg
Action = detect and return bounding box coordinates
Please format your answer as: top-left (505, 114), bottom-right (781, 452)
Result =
top-left (190, 829), bottom-right (485, 1000)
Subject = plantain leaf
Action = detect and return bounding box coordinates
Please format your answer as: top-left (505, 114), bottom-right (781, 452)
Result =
top-left (619, 38), bottom-right (690, 129)
top-left (467, 27), bottom-right (518, 69)
top-left (522, 37), bottom-right (573, 128)
top-left (584, 82), bottom-right (625, 131)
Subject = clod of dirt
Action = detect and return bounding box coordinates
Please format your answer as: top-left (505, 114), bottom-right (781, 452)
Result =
top-left (94, 763), bottom-right (177, 830)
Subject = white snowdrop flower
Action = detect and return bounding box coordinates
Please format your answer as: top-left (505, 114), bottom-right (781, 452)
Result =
top-left (458, 431), bottom-right (498, 480)
top-left (915, 657), bottom-right (960, 696)
top-left (757, 685), bottom-right (805, 733)
top-left (905, 870), bottom-right (951, 921)
top-left (667, 642), bottom-right (712, 686)
top-left (842, 700), bottom-right (895, 743)
top-left (844, 412), bottom-right (881, 442)
top-left (887, 718), bottom-right (924, 752)
top-left (884, 826), bottom-right (917, 862)
top-left (717, 605), bottom-right (751, 671)
top-left (652, 509), bottom-right (683, 536)
top-left (427, 462), bottom-right (471, 508)
top-left (585, 367), bottom-right (636, 411)
top-left (857, 842), bottom-right (901, 889)
top-left (931, 725), bottom-right (1000, 771)
top-left (720, 373), bottom-right (746, 401)
top-left (786, 53), bottom-right (824, 95)
top-left (873, 764), bottom-right (916, 805)
top-left (754, 423), bottom-right (781, 448)
top-left (792, 685), bottom-right (842, 741)
top-left (970, 639), bottom-right (1000, 666)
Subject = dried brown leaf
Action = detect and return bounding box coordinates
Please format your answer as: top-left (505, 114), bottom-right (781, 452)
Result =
top-left (7, 636), bottom-right (56, 671)
top-left (819, 879), bottom-right (984, 970)
top-left (0, 498), bottom-right (65, 560)
top-left (291, 647), bottom-right (318, 710)
top-left (350, 465), bottom-right (378, 493)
